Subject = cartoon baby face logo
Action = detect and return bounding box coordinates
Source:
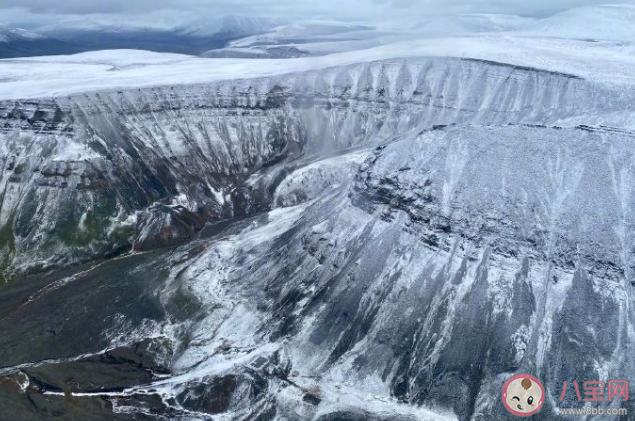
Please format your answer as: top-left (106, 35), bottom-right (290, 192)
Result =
top-left (502, 374), bottom-right (544, 416)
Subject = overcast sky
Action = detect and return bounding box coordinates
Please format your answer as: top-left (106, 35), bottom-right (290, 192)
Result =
top-left (1, 0), bottom-right (635, 26)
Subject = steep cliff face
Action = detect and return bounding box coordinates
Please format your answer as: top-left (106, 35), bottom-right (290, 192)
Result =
top-left (0, 57), bottom-right (628, 280)
top-left (345, 125), bottom-right (635, 419)
top-left (127, 125), bottom-right (633, 421)
top-left (0, 85), bottom-right (297, 278)
top-left (1, 56), bottom-right (634, 421)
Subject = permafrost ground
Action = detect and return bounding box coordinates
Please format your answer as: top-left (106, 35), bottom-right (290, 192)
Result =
top-left (1, 42), bottom-right (635, 420)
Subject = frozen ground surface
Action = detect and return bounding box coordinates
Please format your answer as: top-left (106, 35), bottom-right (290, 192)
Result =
top-left (2, 34), bottom-right (635, 100)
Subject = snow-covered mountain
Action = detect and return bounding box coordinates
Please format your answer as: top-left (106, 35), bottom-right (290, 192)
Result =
top-left (35, 14), bottom-right (282, 39)
top-left (2, 30), bottom-right (635, 419)
top-left (0, 25), bottom-right (76, 58)
top-left (2, 5), bottom-right (635, 421)
top-left (0, 25), bottom-right (42, 42)
top-left (523, 4), bottom-right (635, 41)
top-left (4, 5), bottom-right (635, 60)
top-left (414, 13), bottom-right (535, 36)
top-left (204, 15), bottom-right (535, 59)
top-left (202, 21), bottom-right (378, 57)
top-left (29, 15), bottom-right (283, 56)
top-left (175, 15), bottom-right (283, 37)
top-left (0, 15), bottom-right (283, 58)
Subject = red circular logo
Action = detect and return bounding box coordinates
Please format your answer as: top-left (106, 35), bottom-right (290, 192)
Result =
top-left (502, 374), bottom-right (544, 416)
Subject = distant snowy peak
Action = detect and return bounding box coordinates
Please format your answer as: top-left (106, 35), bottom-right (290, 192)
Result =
top-left (28, 15), bottom-right (284, 56)
top-left (410, 6), bottom-right (635, 41)
top-left (226, 21), bottom-right (376, 50)
top-left (36, 15), bottom-right (282, 39)
top-left (218, 15), bottom-right (284, 35)
top-left (36, 18), bottom-right (171, 35)
top-left (524, 4), bottom-right (635, 41)
top-left (414, 13), bottom-right (535, 36)
top-left (265, 21), bottom-right (372, 37)
top-left (174, 16), bottom-right (284, 38)
top-left (203, 21), bottom-right (377, 58)
top-left (0, 25), bottom-right (43, 43)
top-left (0, 25), bottom-right (74, 59)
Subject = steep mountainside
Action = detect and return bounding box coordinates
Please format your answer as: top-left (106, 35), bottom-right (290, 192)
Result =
top-left (1, 57), bottom-right (625, 280)
top-left (0, 51), bottom-right (634, 420)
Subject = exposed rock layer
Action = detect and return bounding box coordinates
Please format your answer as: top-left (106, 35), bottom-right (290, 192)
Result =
top-left (0, 57), bottom-right (634, 420)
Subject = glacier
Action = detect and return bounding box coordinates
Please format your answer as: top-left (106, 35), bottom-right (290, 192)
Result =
top-left (1, 27), bottom-right (635, 421)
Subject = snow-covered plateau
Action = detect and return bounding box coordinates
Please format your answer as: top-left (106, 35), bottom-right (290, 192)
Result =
top-left (1, 9), bottom-right (635, 421)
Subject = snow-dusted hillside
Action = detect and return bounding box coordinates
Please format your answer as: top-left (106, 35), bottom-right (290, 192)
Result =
top-left (6, 54), bottom-right (627, 277)
top-left (1, 5), bottom-right (635, 421)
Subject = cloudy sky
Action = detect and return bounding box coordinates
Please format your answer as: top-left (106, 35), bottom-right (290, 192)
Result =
top-left (1, 0), bottom-right (635, 26)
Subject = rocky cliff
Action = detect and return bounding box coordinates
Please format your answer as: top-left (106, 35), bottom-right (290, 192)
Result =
top-left (0, 56), bottom-right (634, 420)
